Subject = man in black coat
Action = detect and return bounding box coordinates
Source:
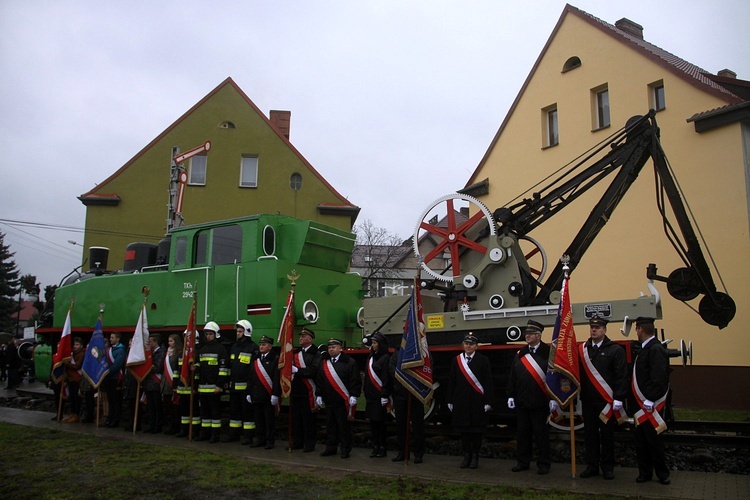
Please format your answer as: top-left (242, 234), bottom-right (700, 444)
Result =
top-left (363, 331), bottom-right (391, 458)
top-left (316, 338), bottom-right (361, 459)
top-left (632, 317), bottom-right (671, 485)
top-left (247, 335), bottom-right (281, 449)
top-left (291, 327), bottom-right (321, 452)
top-left (577, 315), bottom-right (628, 480)
top-left (447, 333), bottom-right (494, 469)
top-left (143, 334), bottom-right (165, 433)
top-left (507, 319), bottom-right (552, 475)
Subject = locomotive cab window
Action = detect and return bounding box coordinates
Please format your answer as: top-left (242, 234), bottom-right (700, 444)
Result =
top-left (263, 225), bottom-right (276, 256)
top-left (174, 236), bottom-right (188, 266)
top-left (212, 224), bottom-right (242, 265)
top-left (193, 224), bottom-right (242, 266)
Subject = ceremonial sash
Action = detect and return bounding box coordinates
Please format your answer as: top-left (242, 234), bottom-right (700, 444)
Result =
top-left (632, 359), bottom-right (668, 434)
top-left (106, 346), bottom-right (124, 383)
top-left (580, 343), bottom-right (628, 424)
top-left (295, 350), bottom-right (317, 410)
top-left (520, 352), bottom-right (548, 395)
top-left (368, 357), bottom-right (393, 411)
top-left (322, 360), bottom-right (355, 418)
top-left (164, 354), bottom-right (175, 384)
top-left (255, 358), bottom-right (279, 413)
top-left (457, 354), bottom-right (484, 396)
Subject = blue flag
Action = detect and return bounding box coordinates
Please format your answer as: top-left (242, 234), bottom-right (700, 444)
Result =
top-left (395, 277), bottom-right (435, 404)
top-left (82, 317), bottom-right (110, 389)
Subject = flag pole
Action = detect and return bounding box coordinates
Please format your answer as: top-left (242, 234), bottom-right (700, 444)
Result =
top-left (562, 258), bottom-right (577, 479)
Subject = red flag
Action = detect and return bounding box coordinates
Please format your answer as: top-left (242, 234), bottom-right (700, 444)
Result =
top-left (545, 275), bottom-right (580, 407)
top-left (126, 303), bottom-right (153, 382)
top-left (277, 287), bottom-right (295, 400)
top-left (51, 305), bottom-right (73, 384)
top-left (180, 298), bottom-right (197, 387)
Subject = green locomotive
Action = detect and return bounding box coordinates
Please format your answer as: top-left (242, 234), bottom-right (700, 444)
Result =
top-left (50, 214), bottom-right (365, 346)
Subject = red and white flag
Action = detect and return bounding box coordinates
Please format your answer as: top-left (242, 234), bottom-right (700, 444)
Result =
top-left (126, 303), bottom-right (153, 382)
top-left (277, 287), bottom-right (295, 400)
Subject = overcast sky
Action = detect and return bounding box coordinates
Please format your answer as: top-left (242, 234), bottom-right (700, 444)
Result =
top-left (1, 0), bottom-right (748, 290)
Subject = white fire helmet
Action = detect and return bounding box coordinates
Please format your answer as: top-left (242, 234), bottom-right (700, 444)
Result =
top-left (203, 321), bottom-right (221, 338)
top-left (236, 320), bottom-right (253, 337)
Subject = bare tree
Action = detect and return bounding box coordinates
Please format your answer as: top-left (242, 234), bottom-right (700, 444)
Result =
top-left (352, 220), bottom-right (412, 297)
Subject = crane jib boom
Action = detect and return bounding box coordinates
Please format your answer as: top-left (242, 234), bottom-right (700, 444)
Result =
top-left (493, 111), bottom-right (735, 328)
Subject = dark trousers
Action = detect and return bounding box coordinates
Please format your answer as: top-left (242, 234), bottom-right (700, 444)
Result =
top-left (516, 407), bottom-right (550, 467)
top-left (103, 379), bottom-right (122, 426)
top-left (583, 403), bottom-right (617, 471)
top-left (324, 405), bottom-right (351, 453)
top-left (635, 421), bottom-right (669, 480)
top-left (178, 391), bottom-right (200, 427)
top-left (145, 389), bottom-right (162, 432)
top-left (199, 392), bottom-right (222, 434)
top-left (254, 400), bottom-right (275, 445)
top-left (229, 390), bottom-right (254, 432)
top-left (292, 396), bottom-right (317, 449)
top-left (67, 380), bottom-right (81, 414)
top-left (394, 396), bottom-right (425, 457)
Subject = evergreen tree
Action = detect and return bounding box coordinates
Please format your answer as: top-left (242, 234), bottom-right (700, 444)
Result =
top-left (0, 232), bottom-right (21, 333)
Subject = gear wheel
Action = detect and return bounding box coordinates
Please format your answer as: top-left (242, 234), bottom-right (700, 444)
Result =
top-left (413, 193), bottom-right (496, 282)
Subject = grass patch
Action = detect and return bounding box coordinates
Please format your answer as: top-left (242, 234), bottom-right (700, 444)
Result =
top-left (0, 422), bottom-right (621, 499)
top-left (672, 407), bottom-right (750, 422)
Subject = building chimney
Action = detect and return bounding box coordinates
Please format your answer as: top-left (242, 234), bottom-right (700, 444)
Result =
top-left (269, 110), bottom-right (291, 139)
top-left (615, 18), bottom-right (644, 39)
top-left (717, 69), bottom-right (737, 79)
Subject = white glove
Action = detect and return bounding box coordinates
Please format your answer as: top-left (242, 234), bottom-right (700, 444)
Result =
top-left (447, 403), bottom-right (453, 412)
top-left (271, 395), bottom-right (279, 406)
top-left (348, 396), bottom-right (357, 406)
top-left (507, 397), bottom-right (515, 409)
top-left (613, 399), bottom-right (623, 411)
top-left (246, 395), bottom-right (252, 404)
top-left (380, 398), bottom-right (388, 406)
top-left (315, 396), bottom-right (323, 408)
top-left (643, 399), bottom-right (654, 412)
top-left (291, 365), bottom-right (298, 374)
top-left (549, 400), bottom-right (558, 412)
top-left (484, 405), bottom-right (491, 413)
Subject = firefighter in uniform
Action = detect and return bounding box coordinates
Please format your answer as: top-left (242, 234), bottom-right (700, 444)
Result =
top-left (632, 317), bottom-right (671, 485)
top-left (575, 315), bottom-right (628, 480)
top-left (447, 333), bottom-right (494, 469)
top-left (317, 338), bottom-right (361, 459)
top-left (193, 322), bottom-right (229, 443)
top-left (247, 335), bottom-right (281, 449)
top-left (507, 320), bottom-right (552, 475)
top-left (291, 327), bottom-right (321, 452)
top-left (363, 331), bottom-right (391, 458)
top-left (226, 320), bottom-right (258, 444)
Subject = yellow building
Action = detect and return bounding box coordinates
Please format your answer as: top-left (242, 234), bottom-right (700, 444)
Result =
top-left (79, 77), bottom-right (359, 272)
top-left (464, 5), bottom-right (749, 384)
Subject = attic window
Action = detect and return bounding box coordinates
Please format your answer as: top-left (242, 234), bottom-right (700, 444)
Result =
top-left (218, 121), bottom-right (236, 129)
top-left (562, 56), bottom-right (581, 73)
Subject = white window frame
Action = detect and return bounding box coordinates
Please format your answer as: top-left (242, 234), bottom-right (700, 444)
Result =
top-left (188, 155), bottom-right (207, 185)
top-left (240, 156), bottom-right (258, 188)
top-left (591, 84), bottom-right (610, 131)
top-left (543, 105), bottom-right (559, 148)
top-left (649, 80), bottom-right (666, 112)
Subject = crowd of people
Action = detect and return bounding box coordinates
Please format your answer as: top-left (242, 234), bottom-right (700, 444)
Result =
top-left (48, 315), bottom-right (671, 484)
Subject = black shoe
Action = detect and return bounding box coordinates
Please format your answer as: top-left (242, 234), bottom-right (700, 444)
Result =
top-left (459, 454), bottom-right (471, 469)
top-left (469, 454), bottom-right (479, 469)
top-left (603, 470), bottom-right (614, 480)
top-left (340, 451), bottom-right (350, 459)
top-left (320, 449), bottom-right (337, 457)
top-left (264, 443), bottom-right (275, 450)
top-left (580, 468), bottom-right (599, 478)
top-left (369, 448), bottom-right (379, 458)
top-left (391, 453), bottom-right (405, 462)
top-left (658, 477), bottom-right (671, 485)
top-left (635, 475), bottom-right (652, 483)
top-left (413, 455), bottom-right (423, 464)
top-left (250, 441), bottom-right (266, 448)
top-left (537, 467), bottom-right (549, 475)
top-left (512, 464), bottom-right (530, 472)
